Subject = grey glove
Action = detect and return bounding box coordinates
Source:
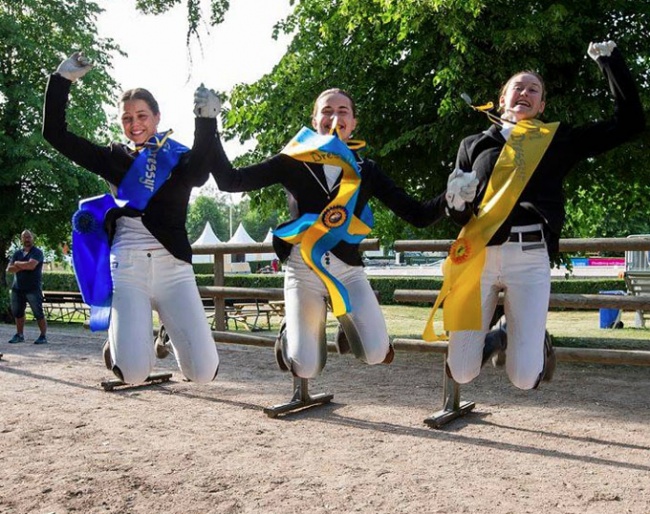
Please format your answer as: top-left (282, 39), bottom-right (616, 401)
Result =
top-left (193, 83), bottom-right (221, 118)
top-left (56, 51), bottom-right (92, 82)
top-left (587, 40), bottom-right (616, 62)
top-left (446, 169), bottom-right (478, 211)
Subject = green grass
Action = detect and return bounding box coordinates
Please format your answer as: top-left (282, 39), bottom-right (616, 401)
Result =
top-left (381, 305), bottom-right (650, 351)
top-left (35, 304), bottom-right (650, 351)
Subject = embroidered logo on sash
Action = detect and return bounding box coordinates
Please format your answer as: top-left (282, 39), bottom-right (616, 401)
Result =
top-left (72, 131), bottom-right (189, 332)
top-left (423, 119), bottom-right (560, 341)
top-left (277, 127), bottom-right (373, 317)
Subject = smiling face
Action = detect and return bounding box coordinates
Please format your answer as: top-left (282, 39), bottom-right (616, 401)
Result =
top-left (499, 72), bottom-right (546, 123)
top-left (312, 91), bottom-right (357, 141)
top-left (120, 99), bottom-right (160, 146)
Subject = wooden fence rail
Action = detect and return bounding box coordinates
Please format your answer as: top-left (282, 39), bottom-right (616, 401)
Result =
top-left (394, 236), bottom-right (650, 253)
top-left (193, 239), bottom-right (380, 331)
top-left (393, 290), bottom-right (650, 310)
top-left (193, 236), bottom-right (650, 367)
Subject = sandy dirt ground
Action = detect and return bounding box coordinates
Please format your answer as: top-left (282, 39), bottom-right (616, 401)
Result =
top-left (0, 322), bottom-right (649, 514)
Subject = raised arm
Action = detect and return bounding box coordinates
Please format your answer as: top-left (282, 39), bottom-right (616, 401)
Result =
top-left (368, 161), bottom-right (477, 228)
top-left (42, 52), bottom-right (127, 182)
top-left (193, 85), bottom-right (289, 193)
top-left (569, 41), bottom-right (646, 157)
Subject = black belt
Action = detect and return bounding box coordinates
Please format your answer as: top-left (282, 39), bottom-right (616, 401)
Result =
top-left (508, 230), bottom-right (544, 242)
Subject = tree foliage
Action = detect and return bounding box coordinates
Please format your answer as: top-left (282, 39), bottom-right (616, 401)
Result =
top-left (218, 0), bottom-right (650, 243)
top-left (186, 194), bottom-right (231, 242)
top-left (135, 0), bottom-right (230, 44)
top-left (136, 1), bottom-right (649, 243)
top-left (0, 0), bottom-right (121, 308)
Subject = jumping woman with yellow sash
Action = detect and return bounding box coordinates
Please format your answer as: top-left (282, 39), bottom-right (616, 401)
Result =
top-left (201, 88), bottom-right (477, 378)
top-left (431, 41), bottom-right (645, 390)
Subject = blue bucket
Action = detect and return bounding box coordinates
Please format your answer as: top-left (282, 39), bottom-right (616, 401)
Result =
top-left (598, 290), bottom-right (625, 329)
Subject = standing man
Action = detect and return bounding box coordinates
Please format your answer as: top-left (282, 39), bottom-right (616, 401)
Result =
top-left (6, 230), bottom-right (48, 344)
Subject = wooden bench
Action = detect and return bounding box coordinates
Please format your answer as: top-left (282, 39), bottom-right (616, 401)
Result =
top-left (198, 286), bottom-right (285, 332)
top-left (42, 291), bottom-right (89, 323)
top-left (623, 270), bottom-right (650, 327)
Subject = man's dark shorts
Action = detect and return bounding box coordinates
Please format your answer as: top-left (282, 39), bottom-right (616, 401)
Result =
top-left (10, 289), bottom-right (45, 320)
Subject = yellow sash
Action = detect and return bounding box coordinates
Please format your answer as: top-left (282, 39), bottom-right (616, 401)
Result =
top-left (423, 119), bottom-right (559, 341)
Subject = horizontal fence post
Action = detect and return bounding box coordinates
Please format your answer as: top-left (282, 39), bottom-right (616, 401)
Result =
top-left (193, 239), bottom-right (379, 330)
top-left (394, 237), bottom-right (650, 253)
top-left (393, 289), bottom-right (650, 311)
top-left (391, 338), bottom-right (650, 366)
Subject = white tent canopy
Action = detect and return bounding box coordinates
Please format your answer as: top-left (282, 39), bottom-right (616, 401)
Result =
top-left (227, 222), bottom-right (256, 271)
top-left (191, 222), bottom-right (221, 263)
top-left (228, 222), bottom-right (256, 245)
top-left (250, 228), bottom-right (276, 262)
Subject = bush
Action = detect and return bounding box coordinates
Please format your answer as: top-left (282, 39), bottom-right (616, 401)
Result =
top-left (42, 272), bottom-right (80, 292)
top-left (0, 285), bottom-right (12, 323)
top-left (42, 271), bottom-right (626, 308)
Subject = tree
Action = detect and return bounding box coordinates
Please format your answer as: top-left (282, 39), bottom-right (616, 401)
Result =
top-left (186, 194), bottom-right (231, 242)
top-left (219, 0), bottom-right (650, 243)
top-left (0, 0), bottom-right (120, 318)
top-left (133, 1), bottom-right (649, 241)
top-left (238, 197), bottom-right (281, 242)
top-left (135, 0), bottom-right (231, 43)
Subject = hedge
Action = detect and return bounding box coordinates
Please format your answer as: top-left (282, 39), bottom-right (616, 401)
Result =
top-left (38, 271), bottom-right (626, 308)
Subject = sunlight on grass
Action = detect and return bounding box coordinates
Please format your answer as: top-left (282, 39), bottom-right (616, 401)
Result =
top-left (381, 305), bottom-right (650, 350)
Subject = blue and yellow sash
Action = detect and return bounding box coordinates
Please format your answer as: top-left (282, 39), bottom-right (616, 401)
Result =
top-left (275, 127), bottom-right (373, 317)
top-left (72, 131), bottom-right (188, 331)
top-left (423, 119), bottom-right (559, 340)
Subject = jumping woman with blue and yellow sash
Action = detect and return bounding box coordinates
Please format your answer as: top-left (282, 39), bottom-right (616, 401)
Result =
top-left (203, 88), bottom-right (477, 379)
top-left (42, 52), bottom-right (220, 385)
top-left (430, 41), bottom-right (645, 390)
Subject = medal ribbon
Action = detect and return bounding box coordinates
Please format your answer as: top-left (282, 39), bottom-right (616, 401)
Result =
top-left (275, 127), bottom-right (374, 316)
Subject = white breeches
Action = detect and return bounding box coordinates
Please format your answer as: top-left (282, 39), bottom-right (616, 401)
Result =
top-left (283, 246), bottom-right (389, 378)
top-left (447, 230), bottom-right (550, 390)
top-left (108, 248), bottom-right (219, 384)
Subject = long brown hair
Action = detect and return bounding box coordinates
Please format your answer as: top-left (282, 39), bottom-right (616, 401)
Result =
top-left (120, 88), bottom-right (160, 115)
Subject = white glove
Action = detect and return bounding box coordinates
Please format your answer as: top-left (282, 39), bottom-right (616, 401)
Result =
top-left (193, 83), bottom-right (221, 118)
top-left (587, 40), bottom-right (616, 62)
top-left (56, 51), bottom-right (92, 82)
top-left (446, 169), bottom-right (478, 211)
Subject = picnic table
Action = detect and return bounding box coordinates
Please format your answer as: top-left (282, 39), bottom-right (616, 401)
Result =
top-left (42, 291), bottom-right (89, 323)
top-left (230, 300), bottom-right (275, 331)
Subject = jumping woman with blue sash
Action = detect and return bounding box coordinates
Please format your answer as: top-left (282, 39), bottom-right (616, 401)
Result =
top-left (42, 52), bottom-right (220, 385)
top-left (197, 87), bottom-right (478, 379)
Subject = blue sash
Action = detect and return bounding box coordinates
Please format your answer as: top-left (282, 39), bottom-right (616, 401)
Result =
top-left (72, 132), bottom-right (188, 331)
